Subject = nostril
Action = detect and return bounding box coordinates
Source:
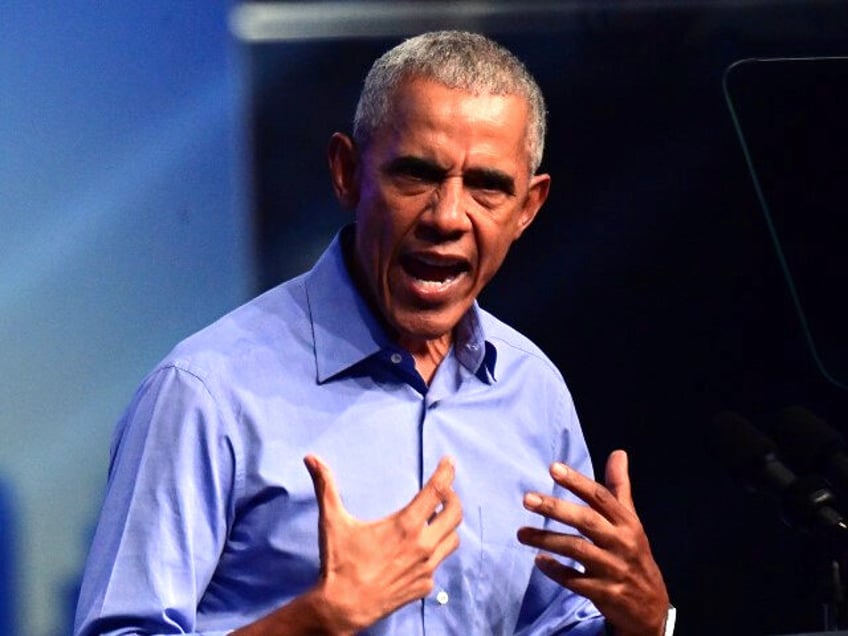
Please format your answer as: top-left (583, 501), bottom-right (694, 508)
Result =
top-left (414, 223), bottom-right (467, 244)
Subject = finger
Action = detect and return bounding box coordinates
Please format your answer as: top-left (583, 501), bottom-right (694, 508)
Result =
top-left (536, 554), bottom-right (648, 634)
top-left (304, 454), bottom-right (345, 518)
top-left (604, 450), bottom-right (635, 513)
top-left (427, 526), bottom-right (461, 569)
top-left (534, 552), bottom-right (586, 587)
top-left (547, 462), bottom-right (630, 525)
top-left (532, 553), bottom-right (603, 600)
top-left (424, 483), bottom-right (463, 543)
top-left (403, 456), bottom-right (456, 524)
top-left (516, 527), bottom-right (613, 573)
top-left (522, 490), bottom-right (614, 545)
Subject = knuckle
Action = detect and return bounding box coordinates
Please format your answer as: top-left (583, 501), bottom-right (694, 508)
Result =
top-left (434, 480), bottom-right (453, 499)
top-left (536, 496), bottom-right (556, 515)
top-left (576, 506), bottom-right (598, 530)
top-left (591, 484), bottom-right (612, 506)
top-left (620, 529), bottom-right (647, 557)
top-left (416, 535), bottom-right (435, 558)
top-left (620, 531), bottom-right (639, 553)
top-left (607, 580), bottom-right (627, 600)
top-left (396, 514), bottom-right (421, 540)
top-left (570, 535), bottom-right (592, 560)
top-left (420, 577), bottom-right (435, 596)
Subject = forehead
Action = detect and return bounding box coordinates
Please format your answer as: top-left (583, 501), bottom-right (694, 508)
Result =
top-left (371, 77), bottom-right (532, 169)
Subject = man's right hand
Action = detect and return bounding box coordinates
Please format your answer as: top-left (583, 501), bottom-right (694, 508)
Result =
top-left (233, 456), bottom-right (462, 636)
top-left (304, 454), bottom-right (462, 633)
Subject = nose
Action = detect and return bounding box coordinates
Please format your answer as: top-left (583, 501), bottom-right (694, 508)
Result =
top-left (421, 176), bottom-right (471, 239)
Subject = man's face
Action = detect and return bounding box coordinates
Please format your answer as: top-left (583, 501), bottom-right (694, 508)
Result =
top-left (331, 77), bottom-right (550, 347)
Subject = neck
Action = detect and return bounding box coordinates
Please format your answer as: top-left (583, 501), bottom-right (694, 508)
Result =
top-left (397, 333), bottom-right (452, 385)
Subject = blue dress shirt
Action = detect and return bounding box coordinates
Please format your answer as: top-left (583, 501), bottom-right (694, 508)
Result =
top-left (74, 227), bottom-right (606, 635)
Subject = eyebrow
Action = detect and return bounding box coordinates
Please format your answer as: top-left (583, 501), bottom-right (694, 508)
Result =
top-left (383, 156), bottom-right (446, 182)
top-left (383, 155), bottom-right (516, 196)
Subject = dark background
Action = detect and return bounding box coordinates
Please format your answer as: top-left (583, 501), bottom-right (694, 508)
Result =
top-left (241, 2), bottom-right (848, 633)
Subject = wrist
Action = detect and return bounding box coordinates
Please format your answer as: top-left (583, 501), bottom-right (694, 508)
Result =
top-left (301, 584), bottom-right (358, 636)
top-left (229, 585), bottom-right (357, 636)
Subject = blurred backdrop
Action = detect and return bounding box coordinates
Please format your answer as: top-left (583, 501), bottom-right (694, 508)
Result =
top-left (0, 3), bottom-right (251, 635)
top-left (2, 2), bottom-right (848, 635)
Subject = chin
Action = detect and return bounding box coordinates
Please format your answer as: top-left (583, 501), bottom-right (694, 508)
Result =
top-left (392, 309), bottom-right (463, 343)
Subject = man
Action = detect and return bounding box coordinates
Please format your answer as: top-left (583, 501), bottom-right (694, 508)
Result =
top-left (75, 31), bottom-right (672, 635)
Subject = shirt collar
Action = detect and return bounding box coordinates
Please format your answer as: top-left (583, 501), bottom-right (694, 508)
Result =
top-left (453, 300), bottom-right (497, 384)
top-left (304, 226), bottom-right (497, 384)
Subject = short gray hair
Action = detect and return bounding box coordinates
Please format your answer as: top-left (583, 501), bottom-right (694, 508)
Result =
top-left (353, 31), bottom-right (547, 174)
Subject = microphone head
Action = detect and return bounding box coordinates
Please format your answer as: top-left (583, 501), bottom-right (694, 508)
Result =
top-left (709, 410), bottom-right (848, 546)
top-left (709, 410), bottom-right (779, 485)
top-left (771, 406), bottom-right (845, 472)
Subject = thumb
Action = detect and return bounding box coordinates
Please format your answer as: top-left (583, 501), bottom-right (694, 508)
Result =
top-left (605, 449), bottom-right (635, 512)
top-left (304, 454), bottom-right (346, 574)
top-left (304, 454), bottom-right (345, 519)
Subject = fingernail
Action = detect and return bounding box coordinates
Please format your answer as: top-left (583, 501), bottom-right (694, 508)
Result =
top-left (524, 493), bottom-right (542, 509)
top-left (551, 463), bottom-right (568, 479)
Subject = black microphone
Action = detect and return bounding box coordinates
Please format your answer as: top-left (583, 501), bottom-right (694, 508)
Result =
top-left (709, 410), bottom-right (848, 541)
top-left (771, 405), bottom-right (848, 500)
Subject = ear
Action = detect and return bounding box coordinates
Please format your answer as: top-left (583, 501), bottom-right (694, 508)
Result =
top-left (513, 172), bottom-right (551, 240)
top-left (327, 132), bottom-right (360, 210)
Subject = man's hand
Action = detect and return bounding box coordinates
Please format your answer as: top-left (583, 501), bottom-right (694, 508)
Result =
top-left (304, 454), bottom-right (462, 633)
top-left (516, 450), bottom-right (669, 636)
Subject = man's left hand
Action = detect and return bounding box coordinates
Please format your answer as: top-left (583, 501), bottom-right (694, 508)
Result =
top-left (516, 450), bottom-right (669, 636)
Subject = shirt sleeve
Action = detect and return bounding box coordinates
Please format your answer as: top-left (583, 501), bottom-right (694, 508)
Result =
top-left (73, 364), bottom-right (238, 636)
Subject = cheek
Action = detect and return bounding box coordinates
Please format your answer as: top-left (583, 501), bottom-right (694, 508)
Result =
top-left (473, 232), bottom-right (514, 288)
top-left (473, 211), bottom-right (519, 257)
top-left (355, 204), bottom-right (400, 287)
top-left (357, 184), bottom-right (407, 229)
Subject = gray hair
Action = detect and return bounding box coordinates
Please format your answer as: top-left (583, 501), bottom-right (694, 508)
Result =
top-left (353, 31), bottom-right (547, 174)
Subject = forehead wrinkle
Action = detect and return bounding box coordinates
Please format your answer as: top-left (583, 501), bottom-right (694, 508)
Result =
top-left (372, 80), bottom-right (531, 177)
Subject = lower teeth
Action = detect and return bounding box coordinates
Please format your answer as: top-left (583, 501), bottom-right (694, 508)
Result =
top-left (416, 276), bottom-right (455, 288)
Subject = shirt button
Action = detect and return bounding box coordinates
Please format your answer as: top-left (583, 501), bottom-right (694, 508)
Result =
top-left (436, 590), bottom-right (449, 605)
top-left (390, 352), bottom-right (403, 364)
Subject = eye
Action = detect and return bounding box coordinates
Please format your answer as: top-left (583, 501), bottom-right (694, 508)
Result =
top-left (464, 170), bottom-right (514, 207)
top-left (471, 190), bottom-right (509, 209)
top-left (384, 157), bottom-right (444, 188)
top-left (404, 164), bottom-right (442, 183)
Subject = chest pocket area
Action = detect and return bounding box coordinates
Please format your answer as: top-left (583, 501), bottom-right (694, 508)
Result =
top-left (469, 499), bottom-right (547, 635)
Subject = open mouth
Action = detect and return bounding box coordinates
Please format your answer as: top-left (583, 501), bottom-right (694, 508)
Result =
top-left (400, 253), bottom-right (470, 289)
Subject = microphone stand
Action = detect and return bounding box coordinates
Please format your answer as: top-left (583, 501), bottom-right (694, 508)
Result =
top-left (779, 474), bottom-right (848, 632)
top-left (821, 556), bottom-right (847, 630)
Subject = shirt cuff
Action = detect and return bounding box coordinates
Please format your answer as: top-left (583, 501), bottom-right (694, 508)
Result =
top-left (604, 605), bottom-right (676, 636)
top-left (664, 605), bottom-right (677, 636)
